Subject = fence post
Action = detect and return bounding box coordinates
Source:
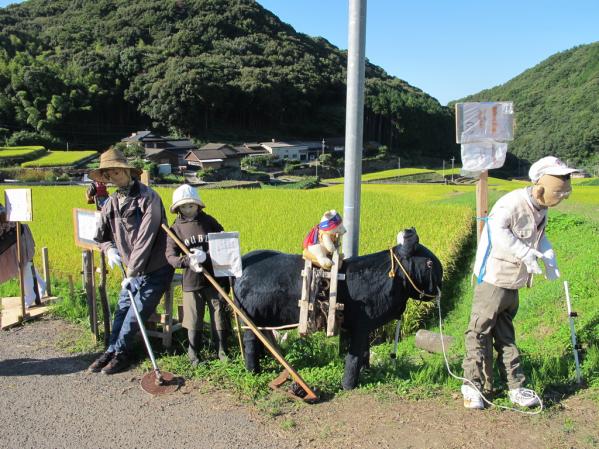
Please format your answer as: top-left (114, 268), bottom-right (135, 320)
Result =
top-left (42, 246), bottom-right (51, 297)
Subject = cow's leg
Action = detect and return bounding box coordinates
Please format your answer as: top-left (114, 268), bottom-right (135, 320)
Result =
top-left (243, 330), bottom-right (262, 373)
top-left (342, 329), bottom-right (369, 390)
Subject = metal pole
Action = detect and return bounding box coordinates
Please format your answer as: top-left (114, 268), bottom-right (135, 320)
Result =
top-left (564, 281), bottom-right (582, 384)
top-left (451, 157), bottom-right (455, 183)
top-left (343, 0), bottom-right (367, 259)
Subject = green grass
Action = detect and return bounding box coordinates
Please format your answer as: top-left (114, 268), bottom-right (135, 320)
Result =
top-left (0, 146), bottom-right (47, 160)
top-left (21, 150), bottom-right (97, 167)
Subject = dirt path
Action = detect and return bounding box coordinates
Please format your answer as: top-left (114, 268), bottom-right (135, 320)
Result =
top-left (1, 318), bottom-right (597, 449)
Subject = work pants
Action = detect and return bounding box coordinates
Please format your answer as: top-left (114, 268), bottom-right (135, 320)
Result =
top-left (462, 281), bottom-right (526, 390)
top-left (182, 287), bottom-right (228, 332)
top-left (108, 264), bottom-right (174, 354)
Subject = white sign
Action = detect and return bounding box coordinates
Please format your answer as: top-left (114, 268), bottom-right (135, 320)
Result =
top-left (73, 208), bottom-right (101, 249)
top-left (4, 189), bottom-right (32, 222)
top-left (208, 232), bottom-right (242, 278)
top-left (78, 211), bottom-right (101, 242)
top-left (455, 102), bottom-right (514, 143)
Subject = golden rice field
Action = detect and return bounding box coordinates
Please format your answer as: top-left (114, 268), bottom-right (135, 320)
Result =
top-left (0, 184), bottom-right (474, 287)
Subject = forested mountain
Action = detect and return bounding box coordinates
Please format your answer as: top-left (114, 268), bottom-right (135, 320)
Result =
top-left (0, 0), bottom-right (455, 159)
top-left (456, 42), bottom-right (599, 168)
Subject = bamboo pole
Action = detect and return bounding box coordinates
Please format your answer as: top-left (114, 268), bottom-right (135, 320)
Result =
top-left (161, 224), bottom-right (317, 401)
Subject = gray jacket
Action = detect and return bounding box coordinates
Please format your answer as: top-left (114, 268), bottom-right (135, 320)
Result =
top-left (94, 181), bottom-right (169, 277)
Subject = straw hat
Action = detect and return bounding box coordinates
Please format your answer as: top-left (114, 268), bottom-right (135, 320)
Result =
top-left (88, 147), bottom-right (143, 182)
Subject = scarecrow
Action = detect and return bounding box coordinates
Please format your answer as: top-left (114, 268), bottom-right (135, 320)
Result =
top-left (461, 156), bottom-right (578, 409)
top-left (86, 179), bottom-right (109, 210)
top-left (165, 184), bottom-right (230, 365)
top-left (87, 147), bottom-right (174, 375)
top-left (302, 210), bottom-right (346, 269)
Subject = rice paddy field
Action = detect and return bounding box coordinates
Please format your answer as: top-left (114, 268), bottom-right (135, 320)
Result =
top-left (21, 150), bottom-right (97, 167)
top-left (1, 178), bottom-right (597, 403)
top-left (0, 146), bottom-right (46, 160)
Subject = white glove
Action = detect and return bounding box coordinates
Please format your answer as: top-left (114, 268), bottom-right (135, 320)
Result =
top-left (121, 276), bottom-right (141, 291)
top-left (521, 249), bottom-right (543, 275)
top-left (541, 249), bottom-right (560, 280)
top-left (188, 248), bottom-right (206, 273)
top-left (106, 247), bottom-right (122, 269)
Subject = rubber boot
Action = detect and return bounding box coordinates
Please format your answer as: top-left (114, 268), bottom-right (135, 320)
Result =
top-left (216, 330), bottom-right (229, 362)
top-left (187, 329), bottom-right (202, 367)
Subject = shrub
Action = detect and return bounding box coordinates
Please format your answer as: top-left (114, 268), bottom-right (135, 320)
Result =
top-left (6, 130), bottom-right (62, 148)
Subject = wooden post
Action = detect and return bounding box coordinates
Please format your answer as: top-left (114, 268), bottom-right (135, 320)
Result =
top-left (162, 224), bottom-right (318, 402)
top-left (476, 170), bottom-right (489, 243)
top-left (82, 250), bottom-right (98, 341)
top-left (42, 246), bottom-right (51, 297)
top-left (16, 223), bottom-right (27, 320)
top-left (98, 252), bottom-right (111, 348)
top-left (67, 274), bottom-right (75, 299)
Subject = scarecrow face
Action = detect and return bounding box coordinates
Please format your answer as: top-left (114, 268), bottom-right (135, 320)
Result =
top-left (533, 174), bottom-right (572, 207)
top-left (105, 168), bottom-right (131, 188)
top-left (178, 203), bottom-right (199, 218)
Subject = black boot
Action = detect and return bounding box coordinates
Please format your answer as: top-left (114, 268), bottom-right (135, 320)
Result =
top-left (187, 329), bottom-right (202, 367)
top-left (216, 330), bottom-right (229, 362)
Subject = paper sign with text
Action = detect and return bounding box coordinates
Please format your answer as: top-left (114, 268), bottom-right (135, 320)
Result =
top-left (208, 232), bottom-right (242, 278)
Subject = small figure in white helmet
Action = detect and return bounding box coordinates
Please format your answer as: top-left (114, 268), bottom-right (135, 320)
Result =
top-left (165, 184), bottom-right (230, 365)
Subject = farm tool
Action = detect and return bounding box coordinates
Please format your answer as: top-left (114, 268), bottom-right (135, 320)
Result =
top-left (118, 263), bottom-right (181, 395)
top-left (161, 224), bottom-right (319, 403)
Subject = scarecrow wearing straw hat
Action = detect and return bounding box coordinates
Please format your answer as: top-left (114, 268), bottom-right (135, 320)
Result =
top-left (87, 147), bottom-right (174, 375)
top-left (165, 184), bottom-right (231, 365)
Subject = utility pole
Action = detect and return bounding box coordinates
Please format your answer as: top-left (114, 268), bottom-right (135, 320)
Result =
top-left (398, 156), bottom-right (401, 170)
top-left (343, 0), bottom-right (367, 259)
top-left (450, 156), bottom-right (455, 183)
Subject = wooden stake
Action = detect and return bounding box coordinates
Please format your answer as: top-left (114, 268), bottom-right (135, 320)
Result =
top-left (16, 223), bottom-right (26, 320)
top-left (42, 246), bottom-right (51, 297)
top-left (161, 224), bottom-right (318, 402)
top-left (476, 170), bottom-right (489, 243)
top-left (98, 252), bottom-right (111, 348)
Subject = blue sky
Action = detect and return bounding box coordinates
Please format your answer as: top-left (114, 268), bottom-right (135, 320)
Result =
top-left (1, 0), bottom-right (597, 105)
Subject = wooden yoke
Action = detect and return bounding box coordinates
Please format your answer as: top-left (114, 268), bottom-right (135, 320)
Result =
top-left (161, 224), bottom-right (318, 403)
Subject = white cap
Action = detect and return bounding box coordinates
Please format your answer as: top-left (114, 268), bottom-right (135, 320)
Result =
top-left (529, 156), bottom-right (579, 183)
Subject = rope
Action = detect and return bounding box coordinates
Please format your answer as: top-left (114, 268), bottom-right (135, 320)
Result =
top-left (435, 287), bottom-right (543, 415)
top-left (388, 248), bottom-right (436, 299)
top-left (238, 323), bottom-right (299, 331)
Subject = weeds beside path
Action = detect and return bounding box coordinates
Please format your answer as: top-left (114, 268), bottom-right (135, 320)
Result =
top-left (1, 318), bottom-right (597, 449)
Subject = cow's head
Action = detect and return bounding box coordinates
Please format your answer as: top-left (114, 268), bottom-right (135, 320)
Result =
top-left (394, 228), bottom-right (443, 300)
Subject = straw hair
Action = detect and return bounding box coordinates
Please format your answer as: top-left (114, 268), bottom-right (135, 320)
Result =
top-left (89, 147), bottom-right (142, 182)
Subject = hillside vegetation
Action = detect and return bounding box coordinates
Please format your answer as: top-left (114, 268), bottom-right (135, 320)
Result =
top-left (0, 0), bottom-right (454, 158)
top-left (456, 42), bottom-right (599, 169)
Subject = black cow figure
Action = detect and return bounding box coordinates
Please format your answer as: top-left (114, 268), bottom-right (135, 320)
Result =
top-left (233, 228), bottom-right (443, 390)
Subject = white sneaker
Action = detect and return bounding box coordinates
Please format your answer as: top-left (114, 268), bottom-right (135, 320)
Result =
top-left (508, 388), bottom-right (540, 407)
top-left (461, 384), bottom-right (484, 409)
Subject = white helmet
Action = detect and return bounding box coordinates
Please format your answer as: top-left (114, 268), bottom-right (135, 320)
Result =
top-left (170, 184), bottom-right (205, 213)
